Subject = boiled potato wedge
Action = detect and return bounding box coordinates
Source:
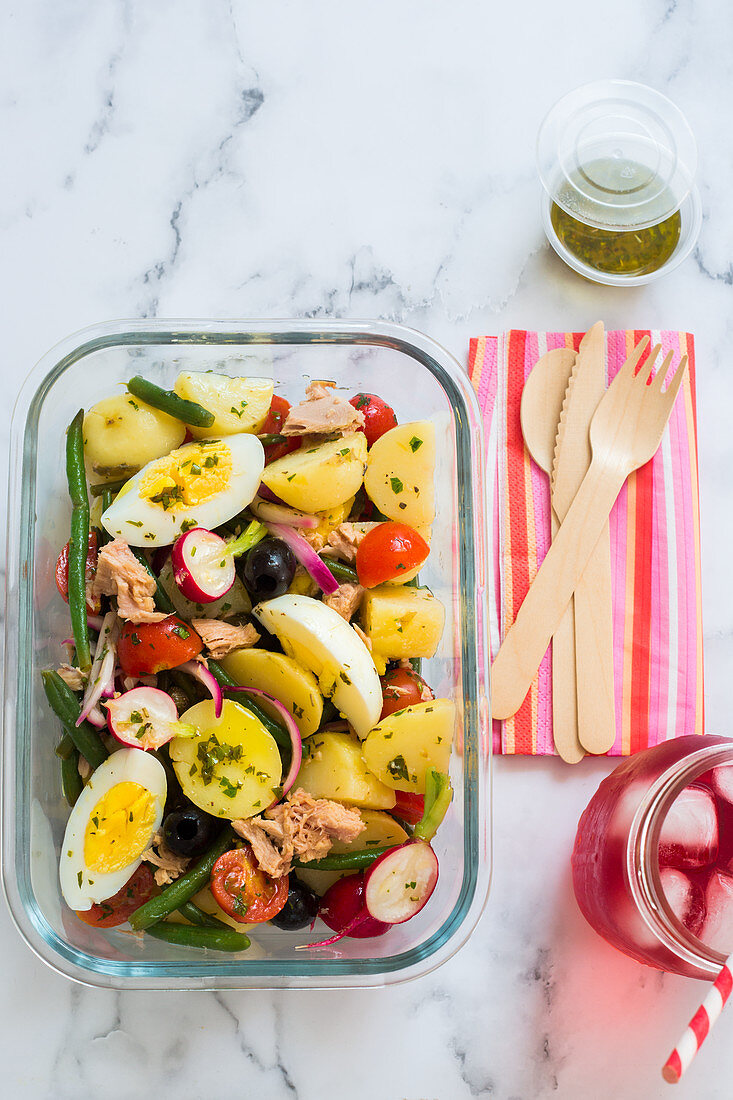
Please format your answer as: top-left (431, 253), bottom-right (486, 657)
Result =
top-left (364, 421), bottom-right (435, 526)
top-left (295, 731), bottom-right (396, 810)
top-left (362, 698), bottom-right (454, 793)
top-left (83, 395), bottom-right (185, 482)
top-left (261, 434), bottom-right (367, 512)
top-left (174, 372), bottom-right (273, 438)
top-left (297, 810), bottom-right (409, 895)
top-left (362, 585), bottom-right (445, 660)
top-left (170, 699), bottom-right (282, 819)
top-left (220, 647), bottom-right (324, 738)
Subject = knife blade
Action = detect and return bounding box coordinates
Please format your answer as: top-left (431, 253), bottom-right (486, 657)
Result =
top-left (551, 321), bottom-right (616, 754)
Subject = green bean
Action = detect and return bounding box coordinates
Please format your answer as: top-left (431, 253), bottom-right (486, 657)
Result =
top-left (207, 660), bottom-right (291, 751)
top-left (54, 733), bottom-right (75, 761)
top-left (90, 478), bottom-right (127, 498)
top-left (127, 375), bottom-right (215, 428)
top-left (130, 829), bottom-right (234, 930)
top-left (322, 558), bottom-right (359, 584)
top-left (145, 922), bottom-right (250, 952)
top-left (66, 409), bottom-right (91, 672)
top-left (61, 750), bottom-right (83, 807)
top-left (129, 548), bottom-right (175, 614)
top-left (177, 900), bottom-right (230, 929)
top-left (42, 671), bottom-right (108, 769)
top-left (293, 845), bottom-right (395, 871)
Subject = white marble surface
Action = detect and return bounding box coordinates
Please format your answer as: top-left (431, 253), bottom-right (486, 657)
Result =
top-left (2, 1), bottom-right (733, 1097)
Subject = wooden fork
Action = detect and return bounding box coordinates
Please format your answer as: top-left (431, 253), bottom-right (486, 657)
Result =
top-left (491, 338), bottom-right (687, 721)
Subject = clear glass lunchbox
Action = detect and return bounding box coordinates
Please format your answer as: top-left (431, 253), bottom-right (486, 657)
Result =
top-left (3, 319), bottom-right (491, 989)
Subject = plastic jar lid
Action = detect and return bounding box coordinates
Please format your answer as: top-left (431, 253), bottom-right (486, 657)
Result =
top-left (537, 80), bottom-right (697, 231)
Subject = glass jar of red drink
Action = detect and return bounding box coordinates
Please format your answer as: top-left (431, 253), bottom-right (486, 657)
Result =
top-left (572, 735), bottom-right (733, 980)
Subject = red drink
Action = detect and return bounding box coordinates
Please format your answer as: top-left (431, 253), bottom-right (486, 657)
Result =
top-left (572, 735), bottom-right (733, 979)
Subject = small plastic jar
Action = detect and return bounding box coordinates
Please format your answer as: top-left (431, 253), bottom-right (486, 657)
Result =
top-left (537, 80), bottom-right (701, 286)
top-left (572, 735), bottom-right (733, 980)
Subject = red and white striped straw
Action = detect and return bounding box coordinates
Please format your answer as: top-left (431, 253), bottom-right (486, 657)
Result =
top-left (662, 955), bottom-right (733, 1083)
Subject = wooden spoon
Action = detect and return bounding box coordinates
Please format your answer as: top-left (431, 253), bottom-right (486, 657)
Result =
top-left (519, 347), bottom-right (584, 763)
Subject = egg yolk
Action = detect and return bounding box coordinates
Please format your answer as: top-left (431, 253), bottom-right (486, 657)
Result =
top-left (138, 440), bottom-right (232, 511)
top-left (84, 781), bottom-right (158, 874)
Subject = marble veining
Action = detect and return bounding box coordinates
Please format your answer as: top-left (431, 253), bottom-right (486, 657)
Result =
top-left (2, 0), bottom-right (733, 1097)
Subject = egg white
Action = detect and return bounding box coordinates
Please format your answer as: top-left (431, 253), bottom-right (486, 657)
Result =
top-left (59, 749), bottom-right (167, 911)
top-left (101, 433), bottom-right (264, 547)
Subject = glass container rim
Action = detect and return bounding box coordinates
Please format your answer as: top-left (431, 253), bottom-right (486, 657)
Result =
top-left (3, 317), bottom-right (492, 990)
top-left (627, 739), bottom-right (733, 978)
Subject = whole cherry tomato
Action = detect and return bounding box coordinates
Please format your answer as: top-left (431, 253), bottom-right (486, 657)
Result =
top-left (76, 864), bottom-right (159, 928)
top-left (379, 666), bottom-right (434, 720)
top-left (117, 615), bottom-right (203, 677)
top-left (260, 395), bottom-right (301, 465)
top-left (210, 845), bottom-right (289, 923)
top-left (355, 522), bottom-right (429, 588)
top-left (349, 393), bottom-right (397, 447)
top-left (55, 530), bottom-right (100, 614)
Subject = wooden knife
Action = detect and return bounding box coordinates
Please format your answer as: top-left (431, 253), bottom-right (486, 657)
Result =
top-left (551, 321), bottom-right (616, 754)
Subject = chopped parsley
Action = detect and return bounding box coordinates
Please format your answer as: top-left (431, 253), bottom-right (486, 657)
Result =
top-left (408, 436), bottom-right (423, 452)
top-left (390, 477), bottom-right (404, 494)
top-left (181, 518), bottom-right (198, 533)
top-left (170, 624), bottom-right (190, 639)
top-left (127, 520), bottom-right (144, 528)
top-left (387, 754), bottom-right (410, 782)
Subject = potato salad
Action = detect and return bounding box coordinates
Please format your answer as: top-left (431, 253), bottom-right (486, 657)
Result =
top-left (43, 372), bottom-right (454, 950)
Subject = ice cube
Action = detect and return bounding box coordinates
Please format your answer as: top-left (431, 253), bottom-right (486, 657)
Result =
top-left (699, 871), bottom-right (733, 954)
top-left (659, 868), bottom-right (705, 937)
top-left (658, 785), bottom-right (719, 869)
top-left (710, 765), bottom-right (733, 806)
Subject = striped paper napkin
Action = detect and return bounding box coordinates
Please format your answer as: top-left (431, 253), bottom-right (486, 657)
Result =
top-left (468, 330), bottom-right (704, 756)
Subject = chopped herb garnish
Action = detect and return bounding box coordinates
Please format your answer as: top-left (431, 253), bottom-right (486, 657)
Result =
top-left (390, 477), bottom-right (404, 494)
top-left (127, 520), bottom-right (144, 528)
top-left (181, 518), bottom-right (198, 533)
top-left (171, 624), bottom-right (190, 639)
top-left (387, 754), bottom-right (410, 782)
top-left (130, 632), bottom-right (141, 646)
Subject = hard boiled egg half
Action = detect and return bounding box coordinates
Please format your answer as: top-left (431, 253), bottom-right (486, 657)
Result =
top-left (60, 748), bottom-right (167, 911)
top-left (101, 434), bottom-right (264, 547)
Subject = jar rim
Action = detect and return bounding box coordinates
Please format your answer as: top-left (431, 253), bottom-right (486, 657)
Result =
top-left (626, 740), bottom-right (733, 977)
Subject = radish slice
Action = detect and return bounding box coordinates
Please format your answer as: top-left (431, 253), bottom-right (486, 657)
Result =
top-left (172, 528), bottom-right (235, 604)
top-left (250, 497), bottom-right (319, 530)
top-left (106, 687), bottom-right (196, 750)
top-left (295, 912), bottom-right (373, 949)
top-left (224, 686), bottom-right (302, 797)
top-left (77, 611), bottom-right (118, 726)
top-left (265, 522), bottom-right (339, 595)
top-left (178, 659), bottom-right (223, 718)
top-left (364, 840), bottom-right (439, 924)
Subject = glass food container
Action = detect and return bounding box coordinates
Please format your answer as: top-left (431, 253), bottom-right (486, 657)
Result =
top-left (573, 736), bottom-right (733, 980)
top-left (537, 80), bottom-right (702, 286)
top-left (3, 319), bottom-right (491, 990)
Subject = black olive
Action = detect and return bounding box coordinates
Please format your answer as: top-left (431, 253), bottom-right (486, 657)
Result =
top-left (242, 538), bottom-right (296, 602)
top-left (162, 805), bottom-right (221, 858)
top-left (270, 877), bottom-right (319, 930)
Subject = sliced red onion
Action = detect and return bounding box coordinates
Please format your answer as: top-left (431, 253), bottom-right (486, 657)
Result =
top-left (106, 686), bottom-right (196, 751)
top-left (87, 615), bottom-right (104, 633)
top-left (294, 912), bottom-right (371, 950)
top-left (77, 611), bottom-right (118, 726)
top-left (86, 705), bottom-right (107, 729)
top-left (266, 522), bottom-right (339, 595)
top-left (250, 497), bottom-right (319, 530)
top-left (224, 686), bottom-right (302, 799)
top-left (257, 482), bottom-right (284, 504)
top-left (178, 660), bottom-right (223, 718)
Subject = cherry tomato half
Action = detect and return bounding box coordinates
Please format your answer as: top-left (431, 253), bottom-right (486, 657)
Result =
top-left (117, 615), bottom-right (203, 677)
top-left (392, 790), bottom-right (426, 826)
top-left (210, 845), bottom-right (289, 923)
top-left (379, 666), bottom-right (434, 721)
top-left (76, 864), bottom-right (159, 928)
top-left (261, 395), bottom-right (301, 465)
top-left (349, 393), bottom-right (397, 448)
top-left (355, 522), bottom-right (430, 588)
top-left (55, 530), bottom-right (100, 614)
